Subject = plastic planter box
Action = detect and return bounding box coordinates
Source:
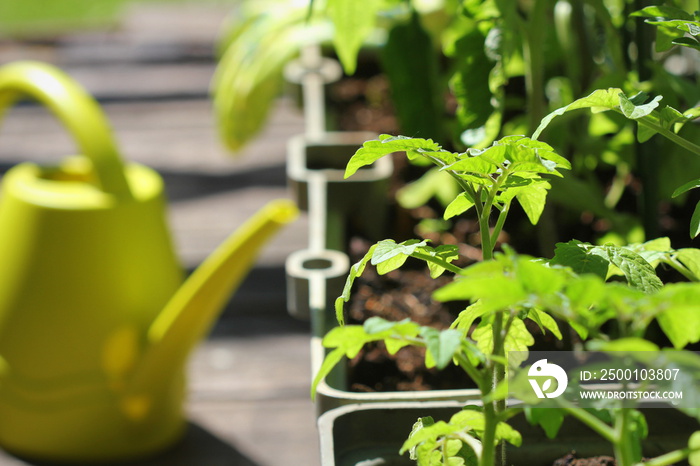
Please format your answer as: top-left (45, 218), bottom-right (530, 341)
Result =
top-left (318, 401), bottom-right (698, 466)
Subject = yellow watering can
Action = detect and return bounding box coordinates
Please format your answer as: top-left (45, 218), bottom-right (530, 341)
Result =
top-left (0, 61), bottom-right (298, 463)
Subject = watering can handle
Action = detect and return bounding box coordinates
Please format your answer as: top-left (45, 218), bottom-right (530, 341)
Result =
top-left (0, 61), bottom-right (132, 198)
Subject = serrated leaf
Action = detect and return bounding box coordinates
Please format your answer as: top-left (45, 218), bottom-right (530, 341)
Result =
top-left (335, 244), bottom-right (378, 325)
top-left (400, 420), bottom-right (462, 454)
top-left (406, 417), bottom-right (435, 460)
top-left (451, 302), bottom-right (487, 333)
top-left (533, 89), bottom-right (621, 139)
top-left (444, 193), bottom-right (476, 220)
top-left (421, 245), bottom-right (461, 279)
top-left (421, 327), bottom-right (463, 370)
top-left (444, 154), bottom-right (498, 175)
top-left (345, 135), bottom-right (444, 178)
top-left (603, 246), bottom-right (663, 293)
top-left (472, 318), bottom-right (534, 356)
top-left (371, 239), bottom-right (428, 272)
top-left (655, 284), bottom-right (700, 348)
top-left (619, 93), bottom-right (663, 119)
top-left (363, 317), bottom-right (421, 354)
top-left (528, 309), bottom-right (562, 340)
top-left (524, 407), bottom-right (564, 439)
top-left (550, 240), bottom-right (610, 279)
top-left (514, 181), bottom-right (549, 224)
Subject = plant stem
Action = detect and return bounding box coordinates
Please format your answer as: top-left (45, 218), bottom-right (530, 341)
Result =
top-left (475, 310), bottom-right (508, 466)
top-left (613, 408), bottom-right (637, 466)
top-left (668, 256), bottom-right (700, 281)
top-left (635, 448), bottom-right (691, 466)
top-left (558, 401), bottom-right (616, 443)
top-left (480, 398), bottom-right (498, 466)
top-left (455, 353), bottom-right (488, 393)
top-left (636, 115), bottom-right (700, 157)
top-left (490, 202), bottom-right (510, 249)
top-left (411, 252), bottom-right (463, 275)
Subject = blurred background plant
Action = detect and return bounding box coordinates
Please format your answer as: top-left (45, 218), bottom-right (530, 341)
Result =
top-left (11, 0), bottom-right (700, 258)
top-left (213, 0), bottom-right (700, 260)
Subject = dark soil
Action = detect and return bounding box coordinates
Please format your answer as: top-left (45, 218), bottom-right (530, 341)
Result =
top-left (343, 238), bottom-right (473, 392)
top-left (552, 453), bottom-right (616, 466)
top-left (551, 452), bottom-right (681, 466)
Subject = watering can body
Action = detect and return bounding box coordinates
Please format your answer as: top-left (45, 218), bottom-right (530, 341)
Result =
top-left (0, 62), bottom-right (297, 462)
top-left (0, 160), bottom-right (185, 460)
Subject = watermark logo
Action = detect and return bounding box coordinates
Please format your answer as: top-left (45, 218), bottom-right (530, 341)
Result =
top-left (528, 359), bottom-right (568, 399)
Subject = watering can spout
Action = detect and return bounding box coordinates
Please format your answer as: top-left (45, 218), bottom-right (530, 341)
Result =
top-left (125, 199), bottom-right (299, 398)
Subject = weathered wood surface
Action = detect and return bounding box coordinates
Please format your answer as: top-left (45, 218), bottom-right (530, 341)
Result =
top-left (0, 2), bottom-right (320, 465)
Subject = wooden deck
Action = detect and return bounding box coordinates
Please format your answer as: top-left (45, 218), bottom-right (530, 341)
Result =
top-left (0, 2), bottom-right (320, 465)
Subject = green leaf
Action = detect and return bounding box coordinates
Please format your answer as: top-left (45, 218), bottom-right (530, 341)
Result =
top-left (213, 12), bottom-right (325, 152)
top-left (364, 317), bottom-right (422, 354)
top-left (551, 241), bottom-right (662, 293)
top-left (631, 5), bottom-right (694, 22)
top-left (655, 284), bottom-right (700, 348)
top-left (448, 25), bottom-right (497, 143)
top-left (345, 135), bottom-right (444, 178)
top-left (435, 270), bottom-right (527, 313)
top-left (311, 347), bottom-right (344, 400)
top-left (335, 244), bottom-right (378, 325)
top-left (533, 88), bottom-right (621, 140)
top-left (397, 168), bottom-right (460, 209)
top-left (400, 420), bottom-right (456, 455)
top-left (406, 417), bottom-right (435, 460)
top-left (677, 249), bottom-right (700, 279)
top-left (550, 240), bottom-right (610, 279)
top-left (381, 12), bottom-right (443, 140)
top-left (371, 239), bottom-right (428, 273)
top-left (327, 0), bottom-right (381, 75)
top-left (691, 201), bottom-right (700, 238)
top-left (444, 193), bottom-right (476, 220)
top-left (514, 181), bottom-right (550, 224)
top-left (618, 92), bottom-right (663, 120)
top-left (421, 245), bottom-right (461, 279)
top-left (495, 422), bottom-right (522, 447)
top-left (627, 237), bottom-right (672, 265)
top-left (602, 246), bottom-right (663, 293)
top-left (451, 302), bottom-right (487, 333)
top-left (672, 179), bottom-right (700, 198)
top-left (472, 318), bottom-right (534, 357)
top-left (421, 328), bottom-right (463, 370)
top-left (528, 309), bottom-right (562, 340)
top-left (444, 153), bottom-right (498, 174)
top-left (524, 407), bottom-right (564, 439)
top-left (673, 37), bottom-right (700, 51)
top-left (645, 19), bottom-right (700, 37)
top-left (689, 431), bottom-right (700, 466)
top-left (588, 337), bottom-right (660, 352)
